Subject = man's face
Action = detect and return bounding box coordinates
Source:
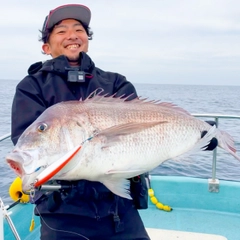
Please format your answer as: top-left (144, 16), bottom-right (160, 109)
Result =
top-left (42, 19), bottom-right (89, 62)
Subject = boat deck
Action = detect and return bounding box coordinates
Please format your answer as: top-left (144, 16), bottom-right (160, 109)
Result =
top-left (141, 206), bottom-right (238, 239)
top-left (139, 176), bottom-right (240, 240)
top-left (146, 228), bottom-right (227, 240)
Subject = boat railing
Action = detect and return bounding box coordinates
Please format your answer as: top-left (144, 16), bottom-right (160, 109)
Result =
top-left (192, 113), bottom-right (240, 192)
top-left (0, 133), bottom-right (11, 142)
top-left (1, 113), bottom-right (240, 193)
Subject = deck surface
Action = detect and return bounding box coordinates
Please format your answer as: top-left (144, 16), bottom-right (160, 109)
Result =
top-left (140, 206), bottom-right (239, 240)
top-left (146, 228), bottom-right (227, 240)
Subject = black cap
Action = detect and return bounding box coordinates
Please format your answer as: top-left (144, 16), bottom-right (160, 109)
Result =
top-left (42, 4), bottom-right (91, 41)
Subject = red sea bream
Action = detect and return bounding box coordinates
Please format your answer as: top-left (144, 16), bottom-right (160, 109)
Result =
top-left (6, 94), bottom-right (240, 199)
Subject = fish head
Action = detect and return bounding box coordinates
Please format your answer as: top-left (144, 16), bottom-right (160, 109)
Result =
top-left (6, 102), bottom-right (87, 191)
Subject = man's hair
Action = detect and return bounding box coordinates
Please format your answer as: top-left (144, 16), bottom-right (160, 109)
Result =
top-left (39, 20), bottom-right (93, 44)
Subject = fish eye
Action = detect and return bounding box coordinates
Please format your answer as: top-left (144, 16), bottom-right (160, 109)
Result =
top-left (38, 123), bottom-right (48, 132)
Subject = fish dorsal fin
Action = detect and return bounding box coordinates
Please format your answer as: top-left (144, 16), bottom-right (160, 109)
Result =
top-left (155, 102), bottom-right (191, 115)
top-left (82, 90), bottom-right (191, 116)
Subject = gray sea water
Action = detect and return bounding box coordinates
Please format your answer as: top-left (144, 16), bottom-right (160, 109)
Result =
top-left (0, 80), bottom-right (240, 204)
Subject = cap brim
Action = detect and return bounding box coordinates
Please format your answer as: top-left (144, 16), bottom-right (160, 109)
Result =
top-left (46, 4), bottom-right (91, 29)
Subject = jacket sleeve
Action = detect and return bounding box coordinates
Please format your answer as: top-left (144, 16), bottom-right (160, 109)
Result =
top-left (11, 76), bottom-right (46, 145)
top-left (113, 74), bottom-right (138, 100)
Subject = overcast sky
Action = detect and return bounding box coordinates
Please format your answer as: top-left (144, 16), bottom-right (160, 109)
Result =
top-left (1, 0), bottom-right (240, 85)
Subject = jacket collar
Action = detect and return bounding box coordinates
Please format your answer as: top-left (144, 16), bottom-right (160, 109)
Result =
top-left (28, 52), bottom-right (95, 75)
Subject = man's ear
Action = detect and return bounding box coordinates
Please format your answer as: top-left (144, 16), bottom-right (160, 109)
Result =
top-left (42, 43), bottom-right (51, 55)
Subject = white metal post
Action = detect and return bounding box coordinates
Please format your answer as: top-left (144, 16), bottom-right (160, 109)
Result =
top-left (0, 198), bottom-right (5, 240)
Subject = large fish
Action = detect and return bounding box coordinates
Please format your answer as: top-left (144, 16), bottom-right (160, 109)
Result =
top-left (6, 93), bottom-right (240, 199)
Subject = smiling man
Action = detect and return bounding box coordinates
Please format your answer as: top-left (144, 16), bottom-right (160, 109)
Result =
top-left (11, 4), bottom-right (150, 240)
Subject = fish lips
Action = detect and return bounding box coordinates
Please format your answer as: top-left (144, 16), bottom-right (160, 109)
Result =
top-left (6, 154), bottom-right (26, 178)
top-left (6, 157), bottom-right (37, 193)
top-left (6, 149), bottom-right (39, 176)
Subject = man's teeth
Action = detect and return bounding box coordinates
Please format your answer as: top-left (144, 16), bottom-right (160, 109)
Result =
top-left (67, 44), bottom-right (79, 49)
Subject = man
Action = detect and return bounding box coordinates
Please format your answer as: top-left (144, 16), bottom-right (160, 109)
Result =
top-left (11, 4), bottom-right (150, 240)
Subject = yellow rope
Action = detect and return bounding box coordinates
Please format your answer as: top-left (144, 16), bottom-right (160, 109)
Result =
top-left (148, 188), bottom-right (172, 211)
top-left (29, 219), bottom-right (35, 232)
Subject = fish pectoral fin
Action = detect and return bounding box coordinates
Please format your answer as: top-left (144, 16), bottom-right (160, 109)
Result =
top-left (102, 178), bottom-right (132, 199)
top-left (102, 166), bottom-right (148, 200)
top-left (98, 121), bottom-right (167, 139)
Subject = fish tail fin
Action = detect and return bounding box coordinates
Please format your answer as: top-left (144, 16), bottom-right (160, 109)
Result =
top-left (217, 130), bottom-right (240, 161)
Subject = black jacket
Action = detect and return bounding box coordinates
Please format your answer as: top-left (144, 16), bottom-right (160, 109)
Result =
top-left (11, 52), bottom-right (137, 145)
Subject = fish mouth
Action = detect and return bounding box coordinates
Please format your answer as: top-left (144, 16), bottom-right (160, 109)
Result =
top-left (6, 149), bottom-right (39, 177)
top-left (6, 157), bottom-right (35, 193)
top-left (6, 150), bottom-right (27, 177)
top-left (6, 156), bottom-right (39, 192)
top-left (6, 149), bottom-right (44, 192)
top-left (6, 159), bottom-right (25, 177)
